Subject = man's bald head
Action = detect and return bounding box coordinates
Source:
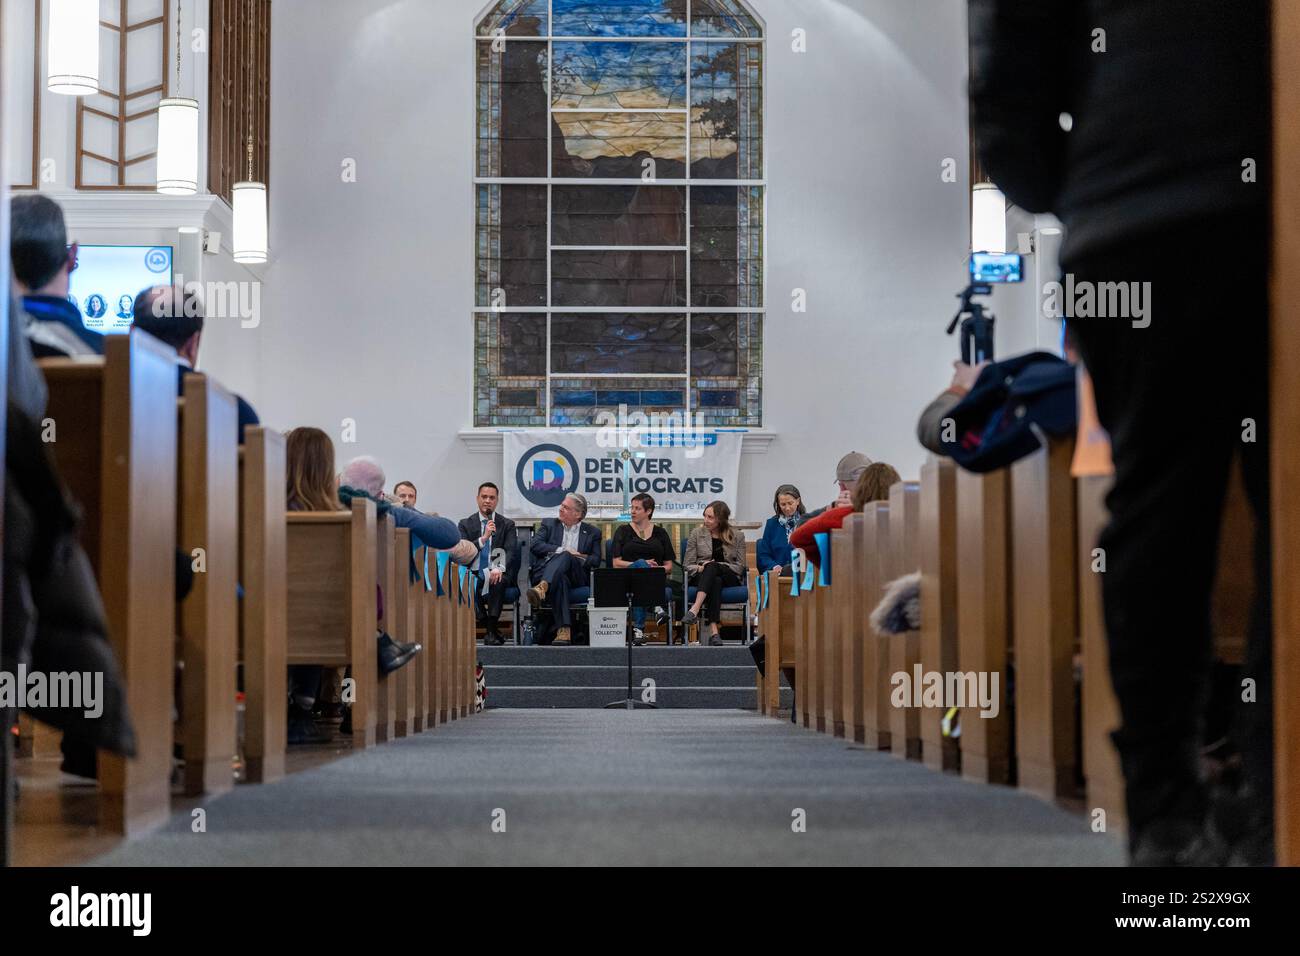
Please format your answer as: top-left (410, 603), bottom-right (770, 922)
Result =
top-left (132, 284), bottom-right (204, 361)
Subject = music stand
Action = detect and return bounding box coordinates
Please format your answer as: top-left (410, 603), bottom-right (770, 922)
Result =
top-left (594, 567), bottom-right (666, 710)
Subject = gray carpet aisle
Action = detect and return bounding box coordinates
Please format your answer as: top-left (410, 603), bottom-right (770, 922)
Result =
top-left (89, 710), bottom-right (1125, 866)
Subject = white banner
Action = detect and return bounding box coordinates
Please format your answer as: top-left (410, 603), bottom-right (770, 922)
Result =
top-left (502, 430), bottom-right (742, 521)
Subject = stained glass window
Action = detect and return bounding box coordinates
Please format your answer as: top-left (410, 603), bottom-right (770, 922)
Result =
top-left (475, 0), bottom-right (764, 427)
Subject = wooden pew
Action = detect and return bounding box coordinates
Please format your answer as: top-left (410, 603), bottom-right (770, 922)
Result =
top-left (425, 553), bottom-right (445, 727)
top-left (459, 565), bottom-right (475, 717)
top-left (286, 498), bottom-right (378, 747)
top-left (760, 574), bottom-right (795, 716)
top-left (821, 534), bottom-right (843, 737)
top-left (38, 331), bottom-right (178, 835)
top-left (238, 426), bottom-right (287, 783)
top-left (409, 547), bottom-right (430, 732)
top-left (176, 373), bottom-right (240, 796)
top-left (374, 514), bottom-right (398, 742)
top-left (887, 481), bottom-right (922, 759)
top-left (919, 457), bottom-right (959, 771)
top-left (956, 469), bottom-right (1013, 784)
top-left (792, 562), bottom-right (822, 731)
top-left (836, 516), bottom-right (866, 743)
top-left (1010, 440), bottom-right (1079, 800)
top-left (392, 528), bottom-right (417, 737)
top-left (1078, 473), bottom-right (1124, 830)
top-left (860, 502), bottom-right (892, 750)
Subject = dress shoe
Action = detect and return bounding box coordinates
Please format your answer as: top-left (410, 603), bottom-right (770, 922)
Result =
top-left (709, 634), bottom-right (724, 647)
top-left (483, 629), bottom-right (505, 646)
top-left (378, 632), bottom-right (421, 674)
top-left (287, 709), bottom-right (332, 745)
top-left (526, 580), bottom-right (549, 605)
top-left (552, 626), bottom-right (572, 646)
top-left (682, 609), bottom-right (699, 625)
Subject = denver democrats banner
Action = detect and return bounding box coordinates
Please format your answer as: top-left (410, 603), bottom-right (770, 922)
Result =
top-left (503, 430), bottom-right (742, 520)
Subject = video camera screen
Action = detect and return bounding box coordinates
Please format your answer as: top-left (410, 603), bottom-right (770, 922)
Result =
top-left (969, 252), bottom-right (1022, 283)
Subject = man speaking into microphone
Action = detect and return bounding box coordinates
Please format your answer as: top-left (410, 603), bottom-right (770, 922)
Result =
top-left (459, 483), bottom-right (518, 646)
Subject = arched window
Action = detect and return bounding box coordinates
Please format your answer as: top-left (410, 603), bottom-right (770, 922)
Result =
top-left (474, 0), bottom-right (764, 427)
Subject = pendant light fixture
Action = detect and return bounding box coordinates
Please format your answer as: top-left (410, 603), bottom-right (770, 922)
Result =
top-left (232, 0), bottom-right (268, 263)
top-left (48, 0), bottom-right (100, 95)
top-left (971, 181), bottom-right (1007, 255)
top-left (157, 0), bottom-right (199, 194)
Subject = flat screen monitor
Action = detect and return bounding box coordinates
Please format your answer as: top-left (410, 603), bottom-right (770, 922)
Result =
top-left (67, 245), bottom-right (174, 334)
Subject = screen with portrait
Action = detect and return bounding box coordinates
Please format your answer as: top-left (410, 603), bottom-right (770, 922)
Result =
top-left (68, 245), bottom-right (174, 333)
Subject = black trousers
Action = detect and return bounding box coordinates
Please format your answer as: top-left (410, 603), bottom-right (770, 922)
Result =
top-left (1066, 212), bottom-right (1270, 846)
top-left (693, 563), bottom-right (742, 624)
top-left (530, 552), bottom-right (588, 628)
top-left (473, 571), bottom-right (508, 631)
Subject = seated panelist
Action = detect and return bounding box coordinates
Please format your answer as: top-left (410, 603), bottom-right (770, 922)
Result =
top-left (458, 482), bottom-right (518, 646)
top-left (526, 493), bottom-right (602, 646)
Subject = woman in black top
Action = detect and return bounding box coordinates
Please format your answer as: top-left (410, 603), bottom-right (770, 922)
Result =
top-left (611, 493), bottom-right (674, 643)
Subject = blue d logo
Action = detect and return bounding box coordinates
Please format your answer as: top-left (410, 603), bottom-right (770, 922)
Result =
top-left (516, 443), bottom-right (580, 509)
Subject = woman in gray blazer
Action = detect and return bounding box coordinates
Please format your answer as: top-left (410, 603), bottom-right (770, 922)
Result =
top-left (682, 501), bottom-right (747, 646)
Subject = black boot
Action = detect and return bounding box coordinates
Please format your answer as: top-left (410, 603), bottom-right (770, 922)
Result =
top-left (377, 631), bottom-right (420, 674)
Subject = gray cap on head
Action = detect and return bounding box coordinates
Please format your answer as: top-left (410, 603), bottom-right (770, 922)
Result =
top-left (835, 451), bottom-right (873, 483)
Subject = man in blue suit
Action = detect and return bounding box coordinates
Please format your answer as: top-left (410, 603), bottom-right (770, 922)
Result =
top-left (527, 492), bottom-right (601, 646)
top-left (132, 285), bottom-right (260, 444)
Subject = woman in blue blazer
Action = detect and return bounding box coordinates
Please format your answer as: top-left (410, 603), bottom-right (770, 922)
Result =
top-left (756, 483), bottom-right (806, 575)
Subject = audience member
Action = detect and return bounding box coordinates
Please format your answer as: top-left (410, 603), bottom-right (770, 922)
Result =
top-left (682, 501), bottom-right (747, 646)
top-left (971, 0), bottom-right (1271, 865)
top-left (394, 480), bottom-right (418, 510)
top-left (132, 285), bottom-right (260, 444)
top-left (9, 195), bottom-right (102, 359)
top-left (284, 430), bottom-right (421, 742)
top-left (756, 483), bottom-right (806, 575)
top-left (610, 492), bottom-right (674, 645)
top-left (916, 361), bottom-right (988, 456)
top-left (791, 463), bottom-right (902, 568)
top-left (338, 456), bottom-right (476, 564)
top-left (806, 451), bottom-right (872, 518)
top-left (458, 482), bottom-right (518, 646)
top-left (526, 492), bottom-right (601, 646)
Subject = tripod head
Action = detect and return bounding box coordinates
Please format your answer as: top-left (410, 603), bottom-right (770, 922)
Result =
top-left (947, 282), bottom-right (996, 365)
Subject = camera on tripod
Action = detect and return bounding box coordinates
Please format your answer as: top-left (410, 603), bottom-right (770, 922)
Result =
top-left (946, 252), bottom-right (1023, 364)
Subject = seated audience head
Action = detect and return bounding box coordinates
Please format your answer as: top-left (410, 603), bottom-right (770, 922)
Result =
top-left (477, 481), bottom-right (499, 516)
top-left (558, 492), bottom-right (587, 526)
top-left (703, 500), bottom-right (733, 541)
top-left (851, 462), bottom-right (902, 511)
top-left (630, 492), bottom-right (655, 523)
top-left (394, 480), bottom-right (418, 509)
top-left (132, 284), bottom-right (204, 365)
top-left (772, 483), bottom-right (805, 519)
top-left (285, 427), bottom-right (342, 511)
top-left (10, 194), bottom-right (76, 296)
top-left (339, 456), bottom-right (386, 498)
top-left (835, 451), bottom-right (873, 498)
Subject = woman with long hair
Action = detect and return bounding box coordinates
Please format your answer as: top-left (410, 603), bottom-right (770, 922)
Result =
top-left (791, 462), bottom-right (902, 568)
top-left (682, 500), bottom-right (747, 646)
top-left (285, 426), bottom-right (342, 512)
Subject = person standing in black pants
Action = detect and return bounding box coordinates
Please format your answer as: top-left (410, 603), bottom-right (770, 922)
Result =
top-left (682, 501), bottom-right (747, 646)
top-left (970, 0), bottom-right (1272, 865)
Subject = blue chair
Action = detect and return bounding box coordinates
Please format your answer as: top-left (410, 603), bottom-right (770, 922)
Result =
top-left (603, 538), bottom-right (675, 645)
top-left (680, 536), bottom-right (751, 645)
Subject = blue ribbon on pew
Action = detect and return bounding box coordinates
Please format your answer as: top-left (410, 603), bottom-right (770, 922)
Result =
top-left (789, 559), bottom-right (801, 597)
top-left (802, 555), bottom-right (817, 592)
top-left (756, 573), bottom-right (765, 612)
top-left (423, 548), bottom-right (431, 590)
top-left (815, 532), bottom-right (831, 586)
top-left (457, 564), bottom-right (468, 603)
top-left (435, 550), bottom-right (449, 596)
top-left (762, 572), bottom-right (771, 610)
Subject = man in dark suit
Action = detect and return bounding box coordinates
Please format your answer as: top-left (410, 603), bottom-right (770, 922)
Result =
top-left (458, 482), bottom-right (518, 646)
top-left (131, 285), bottom-right (260, 444)
top-left (526, 492), bottom-right (601, 646)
